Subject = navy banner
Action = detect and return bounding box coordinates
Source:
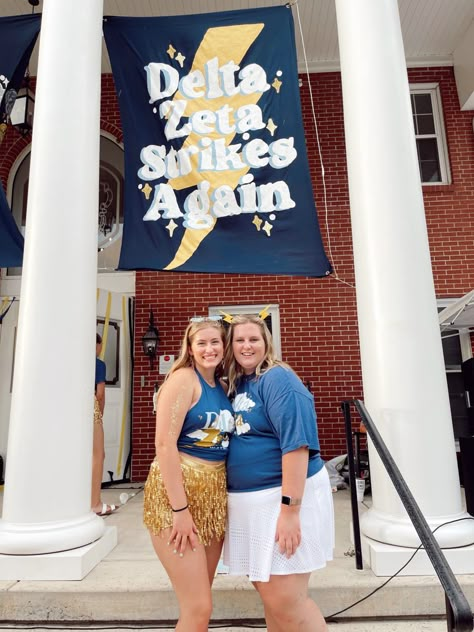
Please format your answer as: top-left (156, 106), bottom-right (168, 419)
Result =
top-left (0, 184), bottom-right (23, 268)
top-left (104, 6), bottom-right (332, 276)
top-left (0, 13), bottom-right (41, 268)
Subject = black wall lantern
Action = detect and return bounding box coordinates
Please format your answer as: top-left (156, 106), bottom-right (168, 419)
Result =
top-left (10, 72), bottom-right (35, 136)
top-left (142, 309), bottom-right (160, 369)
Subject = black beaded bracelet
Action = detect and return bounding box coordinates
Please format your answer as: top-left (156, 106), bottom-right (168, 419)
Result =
top-left (171, 504), bottom-right (189, 513)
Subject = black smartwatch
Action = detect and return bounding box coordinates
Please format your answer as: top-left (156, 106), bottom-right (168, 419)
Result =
top-left (281, 495), bottom-right (302, 506)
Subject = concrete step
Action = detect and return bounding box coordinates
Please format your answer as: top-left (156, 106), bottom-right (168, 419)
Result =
top-left (0, 620), bottom-right (451, 631)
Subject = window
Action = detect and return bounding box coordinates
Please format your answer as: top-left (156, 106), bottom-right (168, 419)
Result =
top-left (208, 303), bottom-right (281, 358)
top-left (410, 83), bottom-right (451, 185)
top-left (6, 133), bottom-right (124, 276)
top-left (97, 319), bottom-right (120, 386)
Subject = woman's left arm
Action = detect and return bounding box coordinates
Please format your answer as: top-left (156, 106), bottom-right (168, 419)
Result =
top-left (276, 446), bottom-right (309, 558)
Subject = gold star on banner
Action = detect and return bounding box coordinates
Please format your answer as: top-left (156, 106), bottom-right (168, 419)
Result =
top-left (266, 118), bottom-right (278, 136)
top-left (141, 183), bottom-right (152, 200)
top-left (175, 52), bottom-right (186, 68)
top-left (166, 219), bottom-right (178, 237)
top-left (252, 215), bottom-right (263, 231)
top-left (167, 44), bottom-right (176, 59)
top-left (272, 77), bottom-right (282, 93)
top-left (262, 221), bottom-right (273, 237)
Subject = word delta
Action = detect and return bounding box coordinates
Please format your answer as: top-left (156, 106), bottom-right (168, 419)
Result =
top-left (143, 179), bottom-right (295, 229)
top-left (146, 58), bottom-right (270, 104)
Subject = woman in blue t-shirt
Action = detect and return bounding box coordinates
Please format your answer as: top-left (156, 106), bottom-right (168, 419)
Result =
top-left (143, 318), bottom-right (234, 632)
top-left (223, 314), bottom-right (334, 632)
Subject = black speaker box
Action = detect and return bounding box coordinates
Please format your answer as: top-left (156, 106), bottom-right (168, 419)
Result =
top-left (459, 436), bottom-right (474, 516)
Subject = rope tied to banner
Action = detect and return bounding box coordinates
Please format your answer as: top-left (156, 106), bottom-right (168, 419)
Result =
top-left (293, 1), bottom-right (355, 290)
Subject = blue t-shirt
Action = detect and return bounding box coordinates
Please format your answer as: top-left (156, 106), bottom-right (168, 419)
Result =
top-left (227, 365), bottom-right (324, 492)
top-left (95, 358), bottom-right (106, 386)
top-left (177, 371), bottom-right (235, 462)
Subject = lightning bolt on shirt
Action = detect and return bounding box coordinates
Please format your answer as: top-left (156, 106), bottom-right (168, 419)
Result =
top-left (177, 370), bottom-right (235, 461)
top-left (227, 365), bottom-right (324, 492)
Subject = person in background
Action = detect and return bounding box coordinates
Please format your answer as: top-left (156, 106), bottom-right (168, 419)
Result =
top-left (92, 333), bottom-right (118, 516)
top-left (143, 318), bottom-right (235, 632)
top-left (223, 313), bottom-right (334, 632)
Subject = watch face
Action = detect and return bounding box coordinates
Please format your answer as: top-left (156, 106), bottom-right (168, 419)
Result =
top-left (281, 495), bottom-right (291, 505)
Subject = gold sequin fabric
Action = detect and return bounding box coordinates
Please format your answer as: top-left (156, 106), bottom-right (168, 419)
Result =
top-left (143, 454), bottom-right (227, 546)
top-left (93, 397), bottom-right (103, 426)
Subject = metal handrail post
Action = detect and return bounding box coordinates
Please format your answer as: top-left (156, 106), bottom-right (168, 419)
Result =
top-left (341, 401), bottom-right (363, 570)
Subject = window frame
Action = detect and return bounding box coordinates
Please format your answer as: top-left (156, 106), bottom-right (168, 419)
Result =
top-left (410, 82), bottom-right (451, 185)
top-left (208, 303), bottom-right (281, 359)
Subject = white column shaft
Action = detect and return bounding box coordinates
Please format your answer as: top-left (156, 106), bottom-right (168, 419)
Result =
top-left (335, 0), bottom-right (474, 548)
top-left (0, 0), bottom-right (105, 553)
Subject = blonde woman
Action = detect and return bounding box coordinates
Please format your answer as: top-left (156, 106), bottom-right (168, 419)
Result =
top-left (224, 314), bottom-right (334, 632)
top-left (144, 318), bottom-right (234, 632)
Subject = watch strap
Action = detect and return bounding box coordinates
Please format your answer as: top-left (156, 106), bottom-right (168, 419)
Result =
top-left (281, 495), bottom-right (302, 506)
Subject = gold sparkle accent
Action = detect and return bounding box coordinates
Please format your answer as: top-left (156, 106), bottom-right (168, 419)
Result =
top-left (272, 77), bottom-right (282, 93)
top-left (168, 391), bottom-right (183, 437)
top-left (262, 221), bottom-right (273, 237)
top-left (175, 52), bottom-right (186, 68)
top-left (252, 215), bottom-right (263, 231)
top-left (167, 44), bottom-right (176, 59)
top-left (142, 183), bottom-right (152, 200)
top-left (166, 219), bottom-right (178, 237)
top-left (266, 118), bottom-right (278, 136)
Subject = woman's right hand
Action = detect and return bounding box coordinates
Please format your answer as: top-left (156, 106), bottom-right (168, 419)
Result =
top-left (169, 508), bottom-right (199, 555)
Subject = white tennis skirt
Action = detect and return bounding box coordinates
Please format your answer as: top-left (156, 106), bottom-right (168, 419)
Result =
top-left (224, 466), bottom-right (335, 582)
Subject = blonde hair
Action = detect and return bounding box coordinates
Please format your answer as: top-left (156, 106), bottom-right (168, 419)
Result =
top-left (160, 320), bottom-right (226, 390)
top-left (224, 314), bottom-right (291, 394)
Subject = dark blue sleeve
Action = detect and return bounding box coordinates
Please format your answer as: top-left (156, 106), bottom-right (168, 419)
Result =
top-left (95, 358), bottom-right (106, 385)
top-left (259, 366), bottom-right (319, 455)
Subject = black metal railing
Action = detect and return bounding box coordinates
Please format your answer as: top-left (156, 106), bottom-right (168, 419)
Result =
top-left (341, 399), bottom-right (473, 632)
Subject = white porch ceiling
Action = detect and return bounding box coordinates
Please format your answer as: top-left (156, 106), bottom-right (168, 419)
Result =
top-left (1, 0), bottom-right (474, 74)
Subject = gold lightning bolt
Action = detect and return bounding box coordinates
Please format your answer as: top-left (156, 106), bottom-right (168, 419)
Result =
top-left (164, 23), bottom-right (265, 271)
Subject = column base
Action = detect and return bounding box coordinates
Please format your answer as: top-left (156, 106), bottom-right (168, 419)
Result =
top-left (362, 534), bottom-right (474, 576)
top-left (0, 526), bottom-right (117, 580)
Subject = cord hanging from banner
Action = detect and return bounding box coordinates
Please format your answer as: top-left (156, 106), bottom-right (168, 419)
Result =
top-left (294, 1), bottom-right (355, 290)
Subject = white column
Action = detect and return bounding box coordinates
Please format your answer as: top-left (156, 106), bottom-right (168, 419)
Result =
top-left (335, 0), bottom-right (474, 575)
top-left (0, 0), bottom-right (115, 567)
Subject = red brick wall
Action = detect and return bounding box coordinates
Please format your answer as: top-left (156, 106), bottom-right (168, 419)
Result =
top-left (131, 67), bottom-right (474, 481)
top-left (2, 69), bottom-right (473, 481)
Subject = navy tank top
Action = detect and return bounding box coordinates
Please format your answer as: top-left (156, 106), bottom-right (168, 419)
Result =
top-left (177, 371), bottom-right (235, 461)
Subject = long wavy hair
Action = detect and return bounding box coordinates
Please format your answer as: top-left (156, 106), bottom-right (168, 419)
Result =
top-left (224, 314), bottom-right (291, 395)
top-left (161, 320), bottom-right (226, 389)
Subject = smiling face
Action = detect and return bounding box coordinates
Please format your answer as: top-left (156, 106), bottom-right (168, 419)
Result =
top-left (189, 325), bottom-right (225, 374)
top-left (232, 322), bottom-right (266, 375)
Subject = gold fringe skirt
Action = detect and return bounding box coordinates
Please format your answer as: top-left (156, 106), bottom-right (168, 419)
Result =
top-left (93, 397), bottom-right (103, 426)
top-left (143, 453), bottom-right (227, 546)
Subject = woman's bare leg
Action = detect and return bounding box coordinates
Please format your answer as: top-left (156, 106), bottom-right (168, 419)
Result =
top-left (91, 423), bottom-right (105, 510)
top-left (253, 573), bottom-right (327, 632)
top-left (150, 529), bottom-right (216, 632)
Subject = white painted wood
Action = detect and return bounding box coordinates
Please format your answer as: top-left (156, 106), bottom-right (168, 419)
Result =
top-left (1, 1), bottom-right (474, 73)
top-left (96, 290), bottom-right (133, 484)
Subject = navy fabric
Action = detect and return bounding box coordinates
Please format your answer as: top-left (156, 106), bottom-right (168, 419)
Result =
top-left (227, 366), bottom-right (324, 492)
top-left (0, 13), bottom-right (41, 268)
top-left (0, 183), bottom-right (23, 267)
top-left (103, 6), bottom-right (332, 276)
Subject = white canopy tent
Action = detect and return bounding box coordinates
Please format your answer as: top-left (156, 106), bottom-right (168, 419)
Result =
top-left (438, 290), bottom-right (474, 336)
